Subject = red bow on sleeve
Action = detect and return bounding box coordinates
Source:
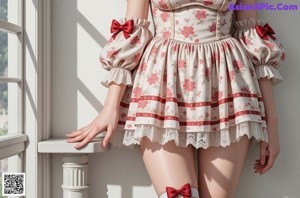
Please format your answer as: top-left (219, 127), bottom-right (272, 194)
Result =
top-left (110, 19), bottom-right (134, 40)
top-left (166, 183), bottom-right (192, 198)
top-left (255, 23), bottom-right (276, 41)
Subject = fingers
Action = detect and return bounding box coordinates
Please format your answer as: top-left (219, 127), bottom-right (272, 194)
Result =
top-left (66, 129), bottom-right (84, 138)
top-left (74, 132), bottom-right (98, 149)
top-left (259, 150), bottom-right (279, 174)
top-left (253, 141), bottom-right (268, 174)
top-left (103, 125), bottom-right (114, 148)
top-left (253, 157), bottom-right (267, 174)
top-left (65, 116), bottom-right (117, 149)
top-left (66, 126), bottom-right (92, 144)
top-left (253, 142), bottom-right (279, 175)
top-left (66, 125), bottom-right (89, 137)
top-left (260, 141), bottom-right (268, 165)
top-left (66, 130), bottom-right (87, 143)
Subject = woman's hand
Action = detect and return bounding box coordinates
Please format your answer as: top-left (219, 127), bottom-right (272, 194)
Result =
top-left (254, 117), bottom-right (280, 175)
top-left (66, 83), bottom-right (127, 149)
top-left (66, 105), bottom-right (119, 149)
top-left (254, 76), bottom-right (280, 175)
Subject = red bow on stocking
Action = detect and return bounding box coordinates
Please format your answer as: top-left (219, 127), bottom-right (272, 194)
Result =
top-left (110, 19), bottom-right (134, 40)
top-left (166, 183), bottom-right (192, 198)
top-left (255, 23), bottom-right (276, 41)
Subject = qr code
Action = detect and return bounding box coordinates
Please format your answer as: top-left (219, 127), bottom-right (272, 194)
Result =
top-left (2, 173), bottom-right (25, 196)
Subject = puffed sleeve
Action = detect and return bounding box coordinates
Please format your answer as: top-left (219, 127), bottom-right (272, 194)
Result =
top-left (99, 17), bottom-right (153, 87)
top-left (233, 18), bottom-right (286, 85)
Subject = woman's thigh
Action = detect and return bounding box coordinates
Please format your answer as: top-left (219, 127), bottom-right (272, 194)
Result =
top-left (198, 135), bottom-right (250, 198)
top-left (139, 138), bottom-right (198, 196)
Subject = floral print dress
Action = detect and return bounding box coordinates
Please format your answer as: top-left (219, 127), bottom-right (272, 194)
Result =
top-left (99, 0), bottom-right (286, 149)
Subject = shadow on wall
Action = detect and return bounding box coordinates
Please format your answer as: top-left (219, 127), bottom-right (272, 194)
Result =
top-left (89, 147), bottom-right (153, 198)
top-left (52, 0), bottom-right (107, 135)
top-left (51, 0), bottom-right (153, 197)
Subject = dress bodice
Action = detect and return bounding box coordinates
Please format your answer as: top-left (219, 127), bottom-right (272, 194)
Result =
top-left (150, 0), bottom-right (238, 43)
top-left (151, 0), bottom-right (236, 11)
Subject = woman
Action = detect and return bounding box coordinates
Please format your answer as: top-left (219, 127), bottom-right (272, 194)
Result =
top-left (66, 0), bottom-right (285, 197)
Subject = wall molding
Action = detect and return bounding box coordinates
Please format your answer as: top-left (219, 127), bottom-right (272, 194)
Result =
top-left (38, 1), bottom-right (52, 198)
top-left (24, 0), bottom-right (52, 198)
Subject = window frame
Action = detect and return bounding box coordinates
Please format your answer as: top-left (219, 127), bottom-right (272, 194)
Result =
top-left (0, 1), bottom-right (27, 197)
top-left (0, 0), bottom-right (26, 159)
top-left (0, 1), bottom-right (52, 198)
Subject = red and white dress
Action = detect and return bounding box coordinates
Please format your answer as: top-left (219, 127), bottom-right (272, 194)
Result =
top-left (99, 0), bottom-right (286, 149)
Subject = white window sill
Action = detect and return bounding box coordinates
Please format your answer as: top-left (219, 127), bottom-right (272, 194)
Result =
top-left (38, 137), bottom-right (110, 154)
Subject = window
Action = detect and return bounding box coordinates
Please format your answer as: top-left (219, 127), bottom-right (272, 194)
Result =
top-left (0, 0), bottom-right (26, 190)
top-left (0, 0), bottom-right (51, 197)
top-left (0, 0), bottom-right (22, 136)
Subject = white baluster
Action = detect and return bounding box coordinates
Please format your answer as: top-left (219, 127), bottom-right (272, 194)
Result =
top-left (61, 154), bottom-right (89, 198)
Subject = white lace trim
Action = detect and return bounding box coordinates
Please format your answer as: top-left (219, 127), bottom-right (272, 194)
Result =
top-left (255, 64), bottom-right (283, 85)
top-left (101, 68), bottom-right (133, 87)
top-left (110, 121), bottom-right (268, 149)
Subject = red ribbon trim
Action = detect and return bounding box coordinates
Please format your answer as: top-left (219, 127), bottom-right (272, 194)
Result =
top-left (110, 19), bottom-right (134, 40)
top-left (255, 23), bottom-right (276, 41)
top-left (166, 183), bottom-right (192, 198)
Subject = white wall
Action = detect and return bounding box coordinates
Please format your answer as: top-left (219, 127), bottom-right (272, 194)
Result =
top-left (51, 0), bottom-right (300, 197)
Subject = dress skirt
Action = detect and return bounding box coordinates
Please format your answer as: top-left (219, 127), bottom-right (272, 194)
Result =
top-left (110, 36), bottom-right (268, 149)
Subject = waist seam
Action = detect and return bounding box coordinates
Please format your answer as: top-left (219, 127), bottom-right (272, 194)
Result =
top-left (152, 35), bottom-right (235, 45)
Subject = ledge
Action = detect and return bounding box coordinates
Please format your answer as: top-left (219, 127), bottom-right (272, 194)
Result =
top-left (0, 134), bottom-right (28, 160)
top-left (38, 137), bottom-right (110, 154)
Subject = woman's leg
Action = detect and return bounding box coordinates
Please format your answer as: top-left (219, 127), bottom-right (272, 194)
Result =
top-left (198, 135), bottom-right (250, 198)
top-left (139, 137), bottom-right (198, 197)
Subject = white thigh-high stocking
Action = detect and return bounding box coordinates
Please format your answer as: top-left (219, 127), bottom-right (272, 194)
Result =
top-left (158, 183), bottom-right (199, 198)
